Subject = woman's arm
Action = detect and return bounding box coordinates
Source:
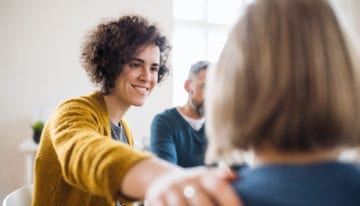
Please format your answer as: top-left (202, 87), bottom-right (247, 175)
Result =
top-left (121, 157), bottom-right (243, 206)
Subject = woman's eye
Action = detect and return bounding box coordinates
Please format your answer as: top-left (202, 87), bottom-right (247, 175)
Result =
top-left (130, 63), bottom-right (142, 68)
top-left (151, 67), bottom-right (159, 72)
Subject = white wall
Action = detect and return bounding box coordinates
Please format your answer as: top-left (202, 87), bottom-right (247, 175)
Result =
top-left (0, 0), bottom-right (173, 200)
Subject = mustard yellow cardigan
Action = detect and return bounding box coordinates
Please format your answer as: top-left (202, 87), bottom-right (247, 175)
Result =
top-left (32, 91), bottom-right (151, 206)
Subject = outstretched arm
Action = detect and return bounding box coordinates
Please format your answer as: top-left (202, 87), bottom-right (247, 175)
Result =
top-left (120, 157), bottom-right (243, 206)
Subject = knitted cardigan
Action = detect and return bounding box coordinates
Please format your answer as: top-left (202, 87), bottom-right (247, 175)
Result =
top-left (32, 91), bottom-right (151, 206)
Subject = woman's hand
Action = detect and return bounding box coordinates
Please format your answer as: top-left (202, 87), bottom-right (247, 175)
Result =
top-left (145, 166), bottom-right (242, 206)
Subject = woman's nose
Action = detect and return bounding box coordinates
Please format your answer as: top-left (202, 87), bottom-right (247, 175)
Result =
top-left (140, 67), bottom-right (153, 81)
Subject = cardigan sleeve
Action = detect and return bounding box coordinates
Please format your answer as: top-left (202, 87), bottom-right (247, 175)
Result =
top-left (49, 97), bottom-right (151, 202)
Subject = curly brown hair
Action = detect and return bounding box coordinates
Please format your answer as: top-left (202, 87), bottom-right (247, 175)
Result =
top-left (81, 15), bottom-right (171, 94)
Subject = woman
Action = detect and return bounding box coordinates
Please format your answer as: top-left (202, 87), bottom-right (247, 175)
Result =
top-left (32, 15), bottom-right (241, 206)
top-left (206, 0), bottom-right (360, 205)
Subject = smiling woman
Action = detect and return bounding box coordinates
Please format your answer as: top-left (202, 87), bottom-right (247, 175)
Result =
top-left (32, 15), bottom-right (171, 206)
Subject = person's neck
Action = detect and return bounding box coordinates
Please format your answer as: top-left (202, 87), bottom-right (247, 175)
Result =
top-left (254, 147), bottom-right (339, 166)
top-left (178, 104), bottom-right (203, 120)
top-left (103, 94), bottom-right (130, 124)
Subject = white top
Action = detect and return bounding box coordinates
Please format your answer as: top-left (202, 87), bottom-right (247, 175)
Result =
top-left (176, 108), bottom-right (205, 131)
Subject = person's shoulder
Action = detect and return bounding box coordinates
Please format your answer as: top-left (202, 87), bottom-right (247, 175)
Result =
top-left (341, 162), bottom-right (360, 178)
top-left (351, 162), bottom-right (360, 170)
top-left (57, 91), bottom-right (104, 111)
top-left (231, 162), bottom-right (360, 206)
top-left (155, 107), bottom-right (178, 117)
top-left (234, 161), bottom-right (360, 187)
top-left (152, 107), bottom-right (182, 126)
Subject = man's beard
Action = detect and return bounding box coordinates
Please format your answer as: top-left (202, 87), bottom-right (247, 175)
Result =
top-left (192, 100), bottom-right (205, 117)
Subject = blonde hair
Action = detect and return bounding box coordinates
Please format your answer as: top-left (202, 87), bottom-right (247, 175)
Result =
top-left (206, 0), bottom-right (360, 164)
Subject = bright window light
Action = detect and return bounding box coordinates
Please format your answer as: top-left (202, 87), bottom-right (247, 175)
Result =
top-left (173, 0), bottom-right (206, 21)
top-left (208, 0), bottom-right (243, 24)
top-left (207, 30), bottom-right (228, 62)
top-left (172, 0), bottom-right (252, 106)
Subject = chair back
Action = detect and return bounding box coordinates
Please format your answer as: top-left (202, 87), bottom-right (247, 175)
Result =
top-left (2, 184), bottom-right (33, 206)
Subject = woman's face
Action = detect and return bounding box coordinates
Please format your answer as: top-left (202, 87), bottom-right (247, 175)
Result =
top-left (112, 43), bottom-right (160, 107)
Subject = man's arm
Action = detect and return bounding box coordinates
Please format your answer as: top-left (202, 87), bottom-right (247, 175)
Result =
top-left (150, 114), bottom-right (178, 163)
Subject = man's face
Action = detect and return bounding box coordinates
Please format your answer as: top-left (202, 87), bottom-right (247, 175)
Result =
top-left (189, 69), bottom-right (207, 117)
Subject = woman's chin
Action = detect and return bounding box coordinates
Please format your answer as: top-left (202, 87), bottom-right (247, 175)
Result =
top-left (132, 100), bottom-right (146, 107)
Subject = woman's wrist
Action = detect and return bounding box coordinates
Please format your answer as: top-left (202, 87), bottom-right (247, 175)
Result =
top-left (120, 157), bottom-right (181, 199)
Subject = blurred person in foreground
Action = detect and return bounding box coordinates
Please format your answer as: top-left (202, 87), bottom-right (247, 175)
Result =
top-left (205, 0), bottom-right (360, 205)
top-left (151, 61), bottom-right (209, 167)
top-left (32, 14), bottom-right (242, 206)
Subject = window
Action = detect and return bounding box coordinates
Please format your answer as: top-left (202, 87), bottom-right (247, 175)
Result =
top-left (172, 0), bottom-right (253, 105)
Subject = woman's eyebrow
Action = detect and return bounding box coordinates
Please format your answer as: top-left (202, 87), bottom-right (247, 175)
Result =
top-left (130, 58), bottom-right (145, 63)
top-left (131, 58), bottom-right (159, 67)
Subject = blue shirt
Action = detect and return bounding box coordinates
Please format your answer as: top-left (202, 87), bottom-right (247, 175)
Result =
top-left (233, 161), bottom-right (360, 206)
top-left (150, 108), bottom-right (207, 167)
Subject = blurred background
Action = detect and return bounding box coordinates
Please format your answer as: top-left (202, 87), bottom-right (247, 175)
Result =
top-left (0, 0), bottom-right (359, 200)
